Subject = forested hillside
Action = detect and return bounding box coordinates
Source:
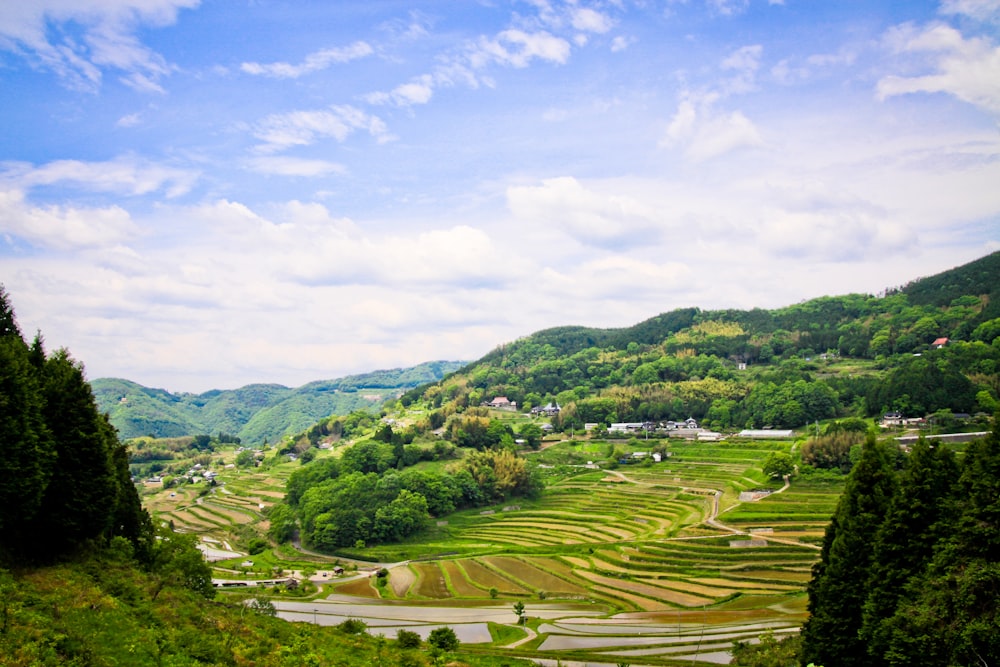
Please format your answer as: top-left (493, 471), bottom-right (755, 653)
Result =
top-left (800, 423), bottom-right (1000, 666)
top-left (91, 360), bottom-right (465, 443)
top-left (400, 251), bottom-right (1000, 432)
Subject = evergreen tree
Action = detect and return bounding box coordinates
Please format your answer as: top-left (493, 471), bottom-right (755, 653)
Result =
top-left (0, 290), bottom-right (55, 556)
top-left (0, 289), bottom-right (153, 564)
top-left (801, 433), bottom-right (898, 667)
top-left (31, 348), bottom-right (120, 556)
top-left (860, 436), bottom-right (959, 661)
top-left (882, 418), bottom-right (1000, 666)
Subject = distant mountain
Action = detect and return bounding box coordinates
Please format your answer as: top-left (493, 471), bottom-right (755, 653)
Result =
top-left (92, 360), bottom-right (467, 443)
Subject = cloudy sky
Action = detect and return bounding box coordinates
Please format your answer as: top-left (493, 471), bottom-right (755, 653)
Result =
top-left (2, 0), bottom-right (999, 392)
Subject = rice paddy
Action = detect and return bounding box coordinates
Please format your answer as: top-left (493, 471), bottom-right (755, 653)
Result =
top-left (140, 434), bottom-right (843, 664)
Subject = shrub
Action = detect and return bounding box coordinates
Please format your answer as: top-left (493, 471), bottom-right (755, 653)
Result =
top-left (337, 618), bottom-right (367, 634)
top-left (427, 627), bottom-right (459, 651)
top-left (396, 629), bottom-right (422, 649)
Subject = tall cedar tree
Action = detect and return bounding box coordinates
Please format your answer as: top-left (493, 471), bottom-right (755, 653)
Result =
top-left (859, 436), bottom-right (959, 661)
top-left (881, 418), bottom-right (1000, 666)
top-left (0, 289), bottom-right (55, 553)
top-left (801, 433), bottom-right (898, 667)
top-left (31, 346), bottom-right (123, 556)
top-left (0, 287), bottom-right (153, 564)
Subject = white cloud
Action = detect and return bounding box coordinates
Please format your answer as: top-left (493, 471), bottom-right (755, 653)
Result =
top-left (661, 98), bottom-right (763, 161)
top-left (253, 105), bottom-right (390, 152)
top-left (245, 156), bottom-right (346, 177)
top-left (721, 44), bottom-right (762, 73)
top-left (471, 29), bottom-right (571, 68)
top-left (570, 7), bottom-right (614, 33)
top-left (240, 41), bottom-right (373, 78)
top-left (365, 74), bottom-right (436, 106)
top-left (706, 0), bottom-right (750, 17)
top-left (0, 189), bottom-right (138, 250)
top-left (939, 0), bottom-right (1000, 23)
top-left (2, 155), bottom-right (198, 198)
top-left (878, 23), bottom-right (1000, 114)
top-left (610, 35), bottom-right (634, 52)
top-left (0, 0), bottom-right (197, 92)
top-left (506, 176), bottom-right (658, 246)
top-left (540, 256), bottom-right (693, 301)
top-left (116, 112), bottom-right (142, 127)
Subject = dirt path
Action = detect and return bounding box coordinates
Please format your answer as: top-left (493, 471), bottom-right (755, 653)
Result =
top-left (506, 624), bottom-right (538, 648)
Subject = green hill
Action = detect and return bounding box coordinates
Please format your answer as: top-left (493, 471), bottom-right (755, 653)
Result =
top-left (400, 251), bottom-right (1000, 429)
top-left (92, 361), bottom-right (466, 444)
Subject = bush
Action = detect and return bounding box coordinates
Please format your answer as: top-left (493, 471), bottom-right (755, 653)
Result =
top-left (337, 618), bottom-right (367, 634)
top-left (396, 629), bottom-right (422, 649)
top-left (427, 626), bottom-right (459, 651)
top-left (247, 538), bottom-right (268, 555)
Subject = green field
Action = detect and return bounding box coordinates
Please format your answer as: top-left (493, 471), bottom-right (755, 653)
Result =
top-left (139, 433), bottom-right (843, 665)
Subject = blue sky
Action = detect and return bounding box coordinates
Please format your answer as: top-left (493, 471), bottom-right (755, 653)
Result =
top-left (2, 0), bottom-right (999, 392)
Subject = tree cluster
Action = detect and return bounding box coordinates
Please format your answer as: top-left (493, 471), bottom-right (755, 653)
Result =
top-left (801, 420), bottom-right (1000, 666)
top-left (0, 288), bottom-right (153, 564)
top-left (275, 439), bottom-right (542, 550)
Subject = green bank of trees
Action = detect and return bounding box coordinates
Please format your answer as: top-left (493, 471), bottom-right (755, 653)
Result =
top-left (275, 438), bottom-right (542, 550)
top-left (801, 421), bottom-right (1000, 666)
top-left (0, 287), bottom-right (153, 564)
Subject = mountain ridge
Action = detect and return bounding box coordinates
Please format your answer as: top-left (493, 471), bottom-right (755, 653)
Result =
top-left (92, 360), bottom-right (467, 443)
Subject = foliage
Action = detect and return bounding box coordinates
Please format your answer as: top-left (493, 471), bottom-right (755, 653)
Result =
top-left (802, 434), bottom-right (898, 666)
top-left (730, 631), bottom-right (801, 666)
top-left (762, 452), bottom-right (794, 479)
top-left (0, 288), bottom-right (153, 565)
top-left (397, 628), bottom-right (422, 648)
top-left (285, 431), bottom-right (543, 551)
top-left (801, 431), bottom-right (866, 473)
top-left (428, 626), bottom-right (460, 651)
top-left (0, 546), bottom-right (527, 667)
top-left (801, 418), bottom-right (1000, 666)
top-left (337, 618), bottom-right (368, 634)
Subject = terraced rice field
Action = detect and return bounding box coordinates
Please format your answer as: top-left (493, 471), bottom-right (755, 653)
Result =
top-left (144, 435), bottom-right (842, 664)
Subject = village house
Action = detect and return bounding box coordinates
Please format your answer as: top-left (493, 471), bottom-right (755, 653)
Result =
top-left (531, 401), bottom-right (561, 416)
top-left (485, 396), bottom-right (517, 410)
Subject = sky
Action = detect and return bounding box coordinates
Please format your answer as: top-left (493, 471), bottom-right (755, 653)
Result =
top-left (1, 0), bottom-right (999, 393)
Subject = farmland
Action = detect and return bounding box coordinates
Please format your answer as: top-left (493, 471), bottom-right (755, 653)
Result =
top-left (138, 431), bottom-right (843, 665)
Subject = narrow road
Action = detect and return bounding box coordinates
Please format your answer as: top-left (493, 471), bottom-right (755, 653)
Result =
top-left (506, 624), bottom-right (538, 648)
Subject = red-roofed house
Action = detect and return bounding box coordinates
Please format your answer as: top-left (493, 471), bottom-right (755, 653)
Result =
top-left (932, 337), bottom-right (949, 348)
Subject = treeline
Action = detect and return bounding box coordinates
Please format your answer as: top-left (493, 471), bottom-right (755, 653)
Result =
top-left (0, 288), bottom-right (152, 564)
top-left (270, 434), bottom-right (542, 551)
top-left (398, 253), bottom-right (1000, 429)
top-left (801, 422), bottom-right (1000, 666)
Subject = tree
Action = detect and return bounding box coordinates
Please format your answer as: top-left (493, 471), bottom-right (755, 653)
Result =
top-left (801, 435), bottom-right (898, 667)
top-left (880, 418), bottom-right (1000, 666)
top-left (32, 348), bottom-right (120, 555)
top-left (518, 422), bottom-right (544, 450)
top-left (0, 289), bottom-right (152, 564)
top-left (859, 436), bottom-right (959, 661)
top-left (148, 526), bottom-right (215, 601)
top-left (427, 626), bottom-right (459, 651)
top-left (0, 296), bottom-right (54, 553)
top-left (762, 452), bottom-right (794, 480)
top-left (513, 600), bottom-right (526, 624)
